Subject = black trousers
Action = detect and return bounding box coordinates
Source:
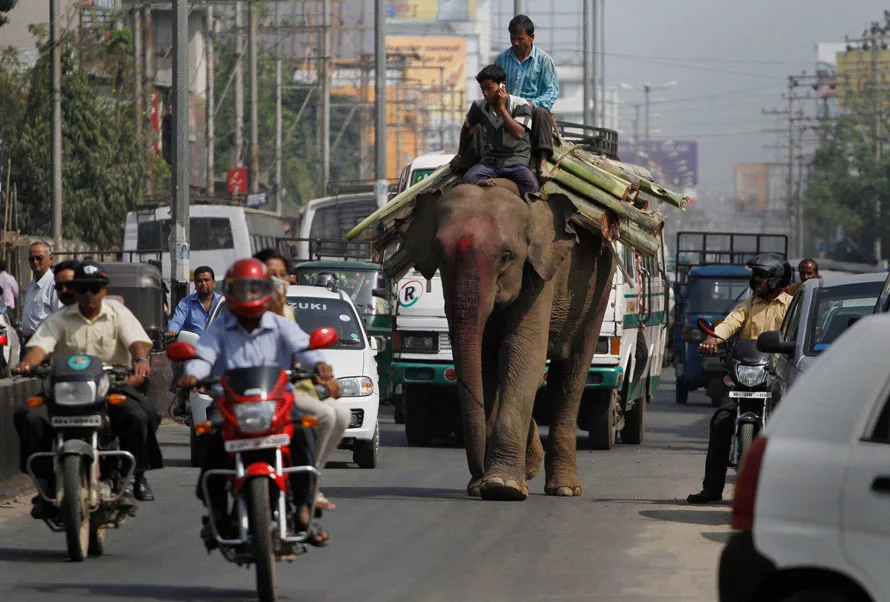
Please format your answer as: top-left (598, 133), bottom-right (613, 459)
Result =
top-left (529, 106), bottom-right (554, 162)
top-left (702, 398), bottom-right (737, 494)
top-left (14, 387), bottom-right (163, 479)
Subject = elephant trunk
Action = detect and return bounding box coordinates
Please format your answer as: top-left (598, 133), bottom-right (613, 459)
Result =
top-left (442, 235), bottom-right (495, 480)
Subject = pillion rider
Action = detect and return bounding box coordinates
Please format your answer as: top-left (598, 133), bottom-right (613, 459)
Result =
top-left (687, 253), bottom-right (793, 504)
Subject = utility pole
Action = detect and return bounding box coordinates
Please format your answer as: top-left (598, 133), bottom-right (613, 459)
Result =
top-left (643, 83), bottom-right (651, 150)
top-left (134, 6), bottom-right (143, 143)
top-left (50, 0), bottom-right (62, 251)
top-left (359, 57), bottom-right (370, 181)
top-left (871, 23), bottom-right (883, 264)
top-left (248, 1), bottom-right (259, 194)
top-left (599, 0), bottom-right (606, 127)
top-left (234, 2), bottom-right (244, 167)
top-left (374, 0), bottom-right (387, 207)
top-left (171, 0), bottom-right (191, 307)
top-left (274, 0), bottom-right (282, 213)
top-left (144, 2), bottom-right (154, 196)
top-left (583, 0), bottom-right (594, 125)
top-left (320, 0), bottom-right (332, 196)
top-left (206, 5), bottom-right (215, 195)
top-left (513, 0), bottom-right (523, 15)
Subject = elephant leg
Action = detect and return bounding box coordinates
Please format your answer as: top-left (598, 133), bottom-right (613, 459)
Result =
top-left (479, 283), bottom-right (553, 502)
top-left (525, 418), bottom-right (544, 480)
top-left (543, 359), bottom-right (589, 496)
top-left (467, 322), bottom-right (503, 498)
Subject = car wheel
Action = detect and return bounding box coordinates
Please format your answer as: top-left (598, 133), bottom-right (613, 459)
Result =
top-left (392, 394), bottom-right (406, 424)
top-left (190, 427), bottom-right (208, 467)
top-left (353, 422), bottom-right (379, 469)
top-left (620, 385), bottom-right (647, 445)
top-left (585, 389), bottom-right (619, 451)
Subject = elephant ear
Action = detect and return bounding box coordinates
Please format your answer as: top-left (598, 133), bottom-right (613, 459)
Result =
top-left (527, 195), bottom-right (578, 281)
top-left (401, 192), bottom-right (440, 280)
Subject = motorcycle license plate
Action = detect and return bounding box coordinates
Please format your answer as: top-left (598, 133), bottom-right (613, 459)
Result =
top-left (224, 434), bottom-right (291, 453)
top-left (50, 415), bottom-right (102, 428)
top-left (729, 391), bottom-right (770, 399)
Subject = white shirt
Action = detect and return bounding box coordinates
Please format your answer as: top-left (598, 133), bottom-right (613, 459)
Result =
top-left (0, 271), bottom-right (18, 309)
top-left (21, 270), bottom-right (60, 337)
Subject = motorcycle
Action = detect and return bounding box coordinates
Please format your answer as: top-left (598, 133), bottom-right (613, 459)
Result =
top-left (697, 318), bottom-right (773, 467)
top-left (23, 355), bottom-right (138, 561)
top-left (167, 330), bottom-right (214, 467)
top-left (166, 326), bottom-right (338, 602)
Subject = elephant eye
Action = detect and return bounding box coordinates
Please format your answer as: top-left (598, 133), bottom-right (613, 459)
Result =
top-left (500, 250), bottom-right (514, 265)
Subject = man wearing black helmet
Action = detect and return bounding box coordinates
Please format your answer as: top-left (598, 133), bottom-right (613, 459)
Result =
top-left (688, 253), bottom-right (793, 504)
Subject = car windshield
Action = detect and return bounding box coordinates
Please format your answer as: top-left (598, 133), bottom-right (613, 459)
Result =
top-left (294, 269), bottom-right (386, 314)
top-left (685, 278), bottom-right (751, 315)
top-left (287, 297), bottom-right (365, 350)
top-left (806, 281), bottom-right (883, 355)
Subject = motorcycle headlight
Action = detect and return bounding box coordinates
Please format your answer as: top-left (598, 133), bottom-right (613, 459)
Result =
top-left (54, 381), bottom-right (98, 405)
top-left (734, 363), bottom-right (767, 387)
top-left (232, 401), bottom-right (277, 433)
top-left (337, 377), bottom-right (374, 397)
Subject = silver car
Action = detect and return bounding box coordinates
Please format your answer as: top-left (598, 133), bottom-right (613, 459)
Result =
top-left (758, 272), bottom-right (886, 403)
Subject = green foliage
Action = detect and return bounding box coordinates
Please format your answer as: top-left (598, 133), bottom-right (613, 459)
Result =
top-left (0, 0), bottom-right (17, 27)
top-left (10, 35), bottom-right (145, 248)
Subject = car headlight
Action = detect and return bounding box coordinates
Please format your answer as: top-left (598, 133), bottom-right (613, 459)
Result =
top-left (54, 381), bottom-right (98, 405)
top-left (337, 377), bottom-right (374, 397)
top-left (232, 401), bottom-right (277, 433)
top-left (734, 363), bottom-right (767, 387)
top-left (403, 335), bottom-right (436, 351)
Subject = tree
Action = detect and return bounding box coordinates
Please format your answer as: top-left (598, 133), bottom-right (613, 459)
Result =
top-left (0, 0), bottom-right (18, 27)
top-left (11, 33), bottom-right (145, 248)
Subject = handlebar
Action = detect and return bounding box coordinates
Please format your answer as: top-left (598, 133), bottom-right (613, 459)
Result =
top-left (20, 363), bottom-right (133, 380)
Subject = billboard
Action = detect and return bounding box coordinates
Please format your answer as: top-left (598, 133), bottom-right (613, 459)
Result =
top-left (835, 47), bottom-right (890, 110)
top-left (618, 140), bottom-right (698, 188)
top-left (734, 164), bottom-right (768, 211)
top-left (386, 0), bottom-right (476, 22)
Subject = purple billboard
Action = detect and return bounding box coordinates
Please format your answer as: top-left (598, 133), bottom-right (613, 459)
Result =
top-left (618, 140), bottom-right (698, 188)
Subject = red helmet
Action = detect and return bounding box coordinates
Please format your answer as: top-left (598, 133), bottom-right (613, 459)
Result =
top-left (225, 258), bottom-right (274, 317)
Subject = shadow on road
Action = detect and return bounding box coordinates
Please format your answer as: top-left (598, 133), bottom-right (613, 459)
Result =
top-left (702, 531), bottom-right (732, 544)
top-left (0, 547), bottom-right (67, 563)
top-left (640, 508), bottom-right (732, 527)
top-left (320, 485), bottom-right (470, 502)
top-left (17, 583), bottom-right (254, 601)
top-left (591, 497), bottom-right (687, 505)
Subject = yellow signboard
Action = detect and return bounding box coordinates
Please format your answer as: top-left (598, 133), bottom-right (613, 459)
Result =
top-left (386, 0), bottom-right (476, 22)
top-left (835, 48), bottom-right (890, 109)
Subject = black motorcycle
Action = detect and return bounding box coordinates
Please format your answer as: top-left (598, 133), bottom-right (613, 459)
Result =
top-left (24, 355), bottom-right (138, 561)
top-left (697, 319), bottom-right (773, 466)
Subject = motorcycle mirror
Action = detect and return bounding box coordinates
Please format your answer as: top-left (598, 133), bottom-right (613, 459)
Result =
top-left (696, 318), bottom-right (716, 336)
top-left (166, 341), bottom-right (197, 362)
top-left (308, 327), bottom-right (338, 350)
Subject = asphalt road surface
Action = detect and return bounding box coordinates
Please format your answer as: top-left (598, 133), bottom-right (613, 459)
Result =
top-left (0, 370), bottom-right (731, 602)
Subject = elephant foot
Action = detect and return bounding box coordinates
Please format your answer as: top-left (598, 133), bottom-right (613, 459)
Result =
top-left (479, 476), bottom-right (528, 502)
top-left (466, 477), bottom-right (483, 498)
top-left (544, 475), bottom-right (583, 497)
top-left (525, 429), bottom-right (544, 480)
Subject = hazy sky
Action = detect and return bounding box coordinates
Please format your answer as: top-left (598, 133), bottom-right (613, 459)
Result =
top-left (494, 0), bottom-right (890, 197)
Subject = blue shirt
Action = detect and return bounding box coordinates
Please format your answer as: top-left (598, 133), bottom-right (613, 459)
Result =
top-left (185, 311), bottom-right (324, 382)
top-left (167, 292), bottom-right (222, 336)
top-left (494, 45), bottom-right (560, 111)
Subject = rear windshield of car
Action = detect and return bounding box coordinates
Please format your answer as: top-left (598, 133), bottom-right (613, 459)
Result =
top-left (293, 269), bottom-right (385, 315)
top-left (685, 278), bottom-right (751, 315)
top-left (806, 281), bottom-right (883, 355)
top-left (286, 297), bottom-right (365, 350)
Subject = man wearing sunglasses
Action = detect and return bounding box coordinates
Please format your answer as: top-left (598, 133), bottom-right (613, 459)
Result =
top-left (13, 260), bottom-right (164, 515)
top-left (52, 259), bottom-right (80, 306)
top-left (19, 241), bottom-right (60, 356)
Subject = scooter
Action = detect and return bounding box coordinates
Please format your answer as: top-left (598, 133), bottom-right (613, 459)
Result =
top-left (24, 356), bottom-right (138, 561)
top-left (696, 318), bottom-right (773, 467)
top-left (166, 326), bottom-right (337, 602)
top-left (168, 330), bottom-right (214, 466)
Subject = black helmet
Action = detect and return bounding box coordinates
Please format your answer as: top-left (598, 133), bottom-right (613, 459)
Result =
top-left (312, 271), bottom-right (339, 292)
top-left (745, 253), bottom-right (792, 291)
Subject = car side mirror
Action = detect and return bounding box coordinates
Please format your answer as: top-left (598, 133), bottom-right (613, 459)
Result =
top-left (757, 330), bottom-right (795, 355)
top-left (370, 336), bottom-right (386, 353)
top-left (372, 287), bottom-right (389, 300)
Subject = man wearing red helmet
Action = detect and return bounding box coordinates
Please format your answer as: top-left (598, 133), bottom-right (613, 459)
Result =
top-left (178, 258), bottom-right (343, 546)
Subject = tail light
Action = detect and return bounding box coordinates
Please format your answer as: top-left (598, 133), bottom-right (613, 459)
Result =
top-left (731, 436), bottom-right (768, 531)
top-left (0, 333), bottom-right (7, 346)
top-left (392, 331), bottom-right (402, 351)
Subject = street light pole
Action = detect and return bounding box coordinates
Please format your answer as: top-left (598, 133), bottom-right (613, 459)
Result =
top-left (374, 0), bottom-right (387, 207)
top-left (514, 0), bottom-right (523, 15)
top-left (170, 0), bottom-right (191, 307)
top-left (50, 0), bottom-right (62, 251)
top-left (644, 84), bottom-right (651, 152)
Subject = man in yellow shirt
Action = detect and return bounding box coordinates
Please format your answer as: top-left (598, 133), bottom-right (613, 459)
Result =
top-left (689, 254), bottom-right (792, 504)
top-left (14, 260), bottom-right (163, 514)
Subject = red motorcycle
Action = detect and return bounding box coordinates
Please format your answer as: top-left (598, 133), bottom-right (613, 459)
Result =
top-left (166, 327), bottom-right (337, 602)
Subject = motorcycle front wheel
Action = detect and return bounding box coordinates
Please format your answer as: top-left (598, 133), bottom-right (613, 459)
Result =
top-left (738, 423), bottom-right (755, 468)
top-left (61, 455), bottom-right (90, 562)
top-left (247, 478), bottom-right (277, 602)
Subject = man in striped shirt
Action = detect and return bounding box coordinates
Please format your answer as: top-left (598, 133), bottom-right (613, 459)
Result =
top-left (494, 14), bottom-right (559, 178)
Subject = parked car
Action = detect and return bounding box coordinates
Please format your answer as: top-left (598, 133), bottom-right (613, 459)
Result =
top-left (758, 273), bottom-right (885, 402)
top-left (286, 285), bottom-right (383, 468)
top-left (720, 313), bottom-right (890, 602)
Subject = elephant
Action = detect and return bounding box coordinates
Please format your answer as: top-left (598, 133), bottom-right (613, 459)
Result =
top-left (400, 181), bottom-right (616, 501)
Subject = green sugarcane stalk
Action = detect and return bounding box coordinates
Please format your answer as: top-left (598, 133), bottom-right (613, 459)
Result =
top-left (541, 183), bottom-right (660, 257)
top-left (346, 165), bottom-right (455, 241)
top-left (588, 155), bottom-right (688, 210)
top-left (546, 162), bottom-right (664, 233)
top-left (550, 144), bottom-right (636, 201)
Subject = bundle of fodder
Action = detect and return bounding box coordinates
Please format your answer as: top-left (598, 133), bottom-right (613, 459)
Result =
top-left (346, 140), bottom-right (688, 263)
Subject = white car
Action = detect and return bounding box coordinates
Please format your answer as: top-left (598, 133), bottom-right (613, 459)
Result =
top-left (720, 313), bottom-right (890, 602)
top-left (287, 285), bottom-right (382, 468)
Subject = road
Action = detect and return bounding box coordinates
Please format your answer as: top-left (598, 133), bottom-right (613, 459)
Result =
top-left (0, 371), bottom-right (731, 602)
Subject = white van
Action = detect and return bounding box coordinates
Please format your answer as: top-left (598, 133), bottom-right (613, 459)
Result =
top-left (293, 192), bottom-right (379, 261)
top-left (122, 204), bottom-right (287, 282)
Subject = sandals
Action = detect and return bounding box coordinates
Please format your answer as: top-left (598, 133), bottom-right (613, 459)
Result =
top-left (307, 525), bottom-right (330, 547)
top-left (315, 491), bottom-right (336, 511)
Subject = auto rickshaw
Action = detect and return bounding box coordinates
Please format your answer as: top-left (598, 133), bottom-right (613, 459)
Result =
top-left (291, 260), bottom-right (395, 401)
top-left (102, 262), bottom-right (167, 351)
